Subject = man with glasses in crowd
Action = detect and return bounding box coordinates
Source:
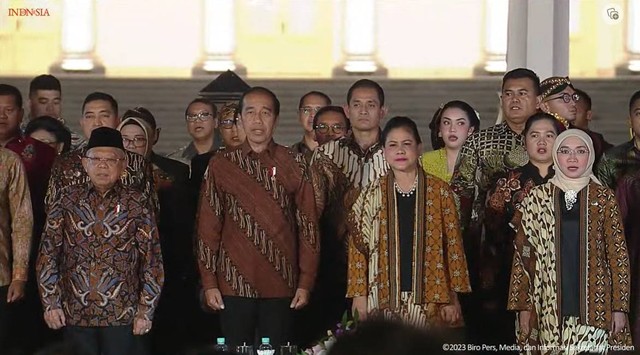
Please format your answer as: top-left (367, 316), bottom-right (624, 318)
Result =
top-left (168, 99), bottom-right (220, 166)
top-left (46, 92), bottom-right (156, 213)
top-left (306, 79), bottom-right (389, 347)
top-left (540, 77), bottom-right (610, 163)
top-left (291, 91), bottom-right (332, 162)
top-left (312, 106), bottom-right (350, 146)
top-left (38, 127), bottom-right (163, 355)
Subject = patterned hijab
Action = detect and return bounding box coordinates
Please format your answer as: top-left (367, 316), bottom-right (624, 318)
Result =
top-left (550, 129), bottom-right (601, 193)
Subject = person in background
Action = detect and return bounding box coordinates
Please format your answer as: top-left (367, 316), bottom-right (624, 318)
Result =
top-left (168, 99), bottom-right (219, 166)
top-left (347, 116), bottom-right (470, 329)
top-left (0, 148), bottom-right (33, 354)
top-left (572, 88), bottom-right (613, 156)
top-left (450, 68), bottom-right (541, 346)
top-left (37, 127), bottom-right (164, 355)
top-left (508, 129), bottom-right (631, 352)
top-left (46, 92), bottom-right (156, 214)
top-left (190, 102), bottom-right (246, 194)
top-left (25, 116), bottom-right (72, 155)
top-left (0, 83), bottom-right (57, 354)
top-left (291, 91), bottom-right (332, 162)
top-left (197, 87), bottom-right (319, 351)
top-left (539, 77), bottom-right (611, 164)
top-left (422, 100), bottom-right (480, 183)
top-left (307, 79), bottom-right (389, 347)
top-left (295, 104), bottom-right (350, 346)
top-left (117, 107), bottom-right (195, 355)
top-left (311, 105), bottom-right (350, 147)
top-left (596, 89), bottom-right (640, 190)
top-left (483, 112), bottom-right (565, 349)
top-left (27, 74), bottom-right (84, 150)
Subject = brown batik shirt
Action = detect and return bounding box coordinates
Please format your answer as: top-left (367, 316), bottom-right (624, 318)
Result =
top-left (197, 140), bottom-right (319, 298)
top-left (0, 148), bottom-right (33, 287)
top-left (37, 182), bottom-right (164, 327)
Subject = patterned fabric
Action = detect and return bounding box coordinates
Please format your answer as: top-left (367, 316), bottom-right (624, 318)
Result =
top-left (310, 135), bottom-right (388, 235)
top-left (346, 171), bottom-right (471, 327)
top-left (450, 122), bottom-right (527, 231)
top-left (37, 182), bottom-right (164, 327)
top-left (45, 145), bottom-right (156, 213)
top-left (508, 181), bottom-right (632, 350)
top-left (196, 140), bottom-right (319, 298)
top-left (0, 148), bottom-right (33, 287)
top-left (290, 139), bottom-right (314, 163)
top-left (421, 149), bottom-right (452, 183)
top-left (596, 140), bottom-right (640, 190)
top-left (484, 163), bottom-right (554, 291)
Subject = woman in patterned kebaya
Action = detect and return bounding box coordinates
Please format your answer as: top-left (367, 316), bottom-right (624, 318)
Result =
top-left (421, 100), bottom-right (480, 183)
top-left (347, 116), bottom-right (471, 328)
top-left (508, 129), bottom-right (632, 354)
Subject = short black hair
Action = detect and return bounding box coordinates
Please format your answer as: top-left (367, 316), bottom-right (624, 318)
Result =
top-left (347, 79), bottom-right (385, 106)
top-left (82, 92), bottom-right (118, 116)
top-left (25, 116), bottom-right (72, 153)
top-left (29, 74), bottom-right (61, 96)
top-left (502, 68), bottom-right (541, 96)
top-left (629, 90), bottom-right (640, 114)
top-left (313, 105), bottom-right (350, 131)
top-left (123, 107), bottom-right (157, 131)
top-left (574, 88), bottom-right (592, 110)
top-left (186, 98), bottom-right (217, 118)
top-left (523, 112), bottom-right (566, 136)
top-left (298, 91), bottom-right (332, 109)
top-left (0, 84), bottom-right (23, 108)
top-left (239, 86), bottom-right (281, 117)
top-left (381, 116), bottom-right (422, 146)
top-left (428, 100), bottom-right (481, 150)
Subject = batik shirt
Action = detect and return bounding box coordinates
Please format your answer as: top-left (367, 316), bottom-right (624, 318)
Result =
top-left (46, 144), bottom-right (156, 212)
top-left (0, 149), bottom-right (33, 287)
top-left (508, 182), bottom-right (631, 347)
top-left (290, 139), bottom-right (314, 164)
top-left (450, 122), bottom-right (527, 230)
top-left (197, 140), bottom-right (319, 298)
top-left (37, 182), bottom-right (164, 327)
top-left (596, 140), bottom-right (640, 190)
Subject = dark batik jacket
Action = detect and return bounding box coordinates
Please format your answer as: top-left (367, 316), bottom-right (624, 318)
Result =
top-left (46, 144), bottom-right (156, 213)
top-left (37, 182), bottom-right (164, 327)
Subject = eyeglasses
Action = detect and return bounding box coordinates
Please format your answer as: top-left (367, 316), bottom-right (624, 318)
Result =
top-left (548, 93), bottom-right (580, 103)
top-left (314, 123), bottom-right (345, 134)
top-left (186, 112), bottom-right (214, 122)
top-left (219, 118), bottom-right (236, 129)
top-left (84, 156), bottom-right (125, 167)
top-left (557, 147), bottom-right (589, 156)
top-left (299, 107), bottom-right (321, 116)
top-left (122, 137), bottom-right (148, 148)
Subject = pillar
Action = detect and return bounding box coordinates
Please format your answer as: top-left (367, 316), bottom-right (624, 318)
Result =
top-left (506, 0), bottom-right (570, 79)
top-left (50, 0), bottom-right (103, 73)
top-left (476, 0), bottom-right (509, 75)
top-left (333, 0), bottom-right (387, 76)
top-left (193, 0), bottom-right (245, 76)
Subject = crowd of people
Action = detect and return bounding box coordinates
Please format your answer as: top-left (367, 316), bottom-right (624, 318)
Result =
top-left (0, 69), bottom-right (639, 355)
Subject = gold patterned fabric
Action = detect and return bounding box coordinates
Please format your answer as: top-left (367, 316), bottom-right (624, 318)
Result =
top-left (508, 181), bottom-right (632, 351)
top-left (421, 149), bottom-right (452, 183)
top-left (0, 148), bottom-right (33, 287)
top-left (346, 170), bottom-right (471, 327)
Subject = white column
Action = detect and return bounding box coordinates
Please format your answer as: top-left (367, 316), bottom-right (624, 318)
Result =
top-left (482, 0), bottom-right (509, 73)
top-left (194, 0), bottom-right (244, 75)
top-left (334, 0), bottom-right (386, 76)
top-left (626, 0), bottom-right (640, 72)
top-left (54, 0), bottom-right (101, 72)
top-left (506, 0), bottom-right (570, 79)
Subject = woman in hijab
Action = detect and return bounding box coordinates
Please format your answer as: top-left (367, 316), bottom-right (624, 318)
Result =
top-left (507, 129), bottom-right (632, 353)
